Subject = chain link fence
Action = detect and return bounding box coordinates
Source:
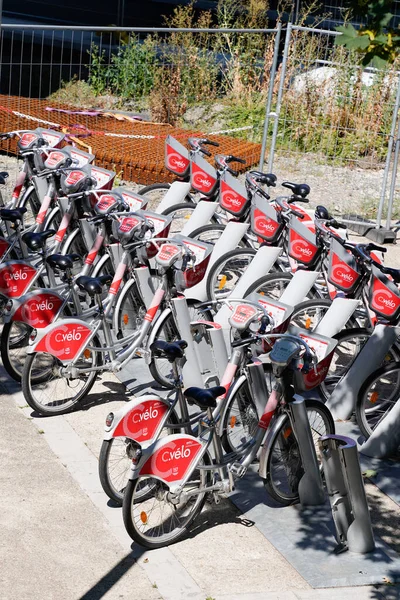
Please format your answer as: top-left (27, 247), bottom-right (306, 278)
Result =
top-left (0, 22), bottom-right (399, 228)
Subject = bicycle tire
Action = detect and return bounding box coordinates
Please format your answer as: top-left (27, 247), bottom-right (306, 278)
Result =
top-left (99, 408), bottom-right (180, 505)
top-left (149, 306), bottom-right (213, 389)
top-left (188, 224), bottom-right (251, 247)
top-left (317, 327), bottom-right (399, 402)
top-left (221, 366), bottom-right (274, 454)
top-left (162, 202), bottom-right (198, 236)
top-left (122, 451), bottom-right (211, 548)
top-left (116, 278), bottom-right (148, 338)
top-left (206, 247), bottom-right (257, 301)
top-left (264, 399), bottom-right (334, 506)
top-left (289, 298), bottom-right (360, 331)
top-left (356, 361), bottom-right (400, 439)
top-left (138, 183), bottom-right (193, 211)
top-left (22, 336), bottom-right (102, 415)
top-left (243, 272), bottom-right (319, 302)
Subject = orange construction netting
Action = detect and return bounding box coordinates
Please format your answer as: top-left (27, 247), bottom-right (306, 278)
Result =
top-left (0, 95), bottom-right (262, 184)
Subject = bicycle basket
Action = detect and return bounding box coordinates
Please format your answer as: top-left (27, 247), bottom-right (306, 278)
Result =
top-left (65, 146), bottom-right (95, 167)
top-left (369, 266), bottom-right (400, 322)
top-left (219, 172), bottom-right (249, 218)
top-left (250, 192), bottom-right (282, 243)
top-left (288, 325), bottom-right (338, 392)
top-left (328, 238), bottom-right (361, 294)
top-left (190, 154), bottom-right (218, 197)
top-left (113, 214), bottom-right (144, 243)
top-left (88, 166), bottom-right (116, 207)
top-left (94, 191), bottom-right (124, 215)
top-left (44, 149), bottom-right (72, 170)
top-left (113, 186), bottom-right (149, 211)
top-left (156, 234), bottom-right (213, 290)
top-left (165, 135), bottom-right (190, 178)
top-left (248, 292), bottom-right (293, 352)
top-left (288, 215), bottom-right (321, 267)
top-left (60, 165), bottom-right (93, 195)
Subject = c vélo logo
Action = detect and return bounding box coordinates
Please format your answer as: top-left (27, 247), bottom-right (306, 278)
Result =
top-left (132, 407), bottom-right (159, 424)
top-left (161, 446), bottom-right (191, 462)
top-left (4, 270), bottom-right (28, 281)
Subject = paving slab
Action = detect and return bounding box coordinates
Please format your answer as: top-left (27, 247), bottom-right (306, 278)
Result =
top-left (0, 385), bottom-right (161, 600)
top-left (230, 468), bottom-right (400, 589)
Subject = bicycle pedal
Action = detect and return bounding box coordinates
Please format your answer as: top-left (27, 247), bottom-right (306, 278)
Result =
top-left (229, 462), bottom-right (246, 478)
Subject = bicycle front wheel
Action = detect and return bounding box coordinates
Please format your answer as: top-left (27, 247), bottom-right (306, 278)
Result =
top-left (264, 399), bottom-right (334, 506)
top-left (123, 453), bottom-right (210, 549)
top-left (206, 248), bottom-right (257, 301)
top-left (356, 361), bottom-right (400, 439)
top-left (244, 272), bottom-right (319, 302)
top-left (22, 339), bottom-right (101, 415)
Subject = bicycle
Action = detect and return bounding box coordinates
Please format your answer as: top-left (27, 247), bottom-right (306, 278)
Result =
top-left (122, 327), bottom-right (335, 548)
top-left (21, 235), bottom-right (213, 415)
top-left (100, 297), bottom-right (332, 506)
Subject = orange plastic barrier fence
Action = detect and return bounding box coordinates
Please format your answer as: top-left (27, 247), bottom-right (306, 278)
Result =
top-left (0, 96), bottom-right (262, 185)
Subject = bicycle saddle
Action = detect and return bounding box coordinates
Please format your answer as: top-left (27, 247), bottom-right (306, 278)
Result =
top-left (75, 274), bottom-right (113, 296)
top-left (0, 207), bottom-right (27, 223)
top-left (184, 386), bottom-right (226, 409)
top-left (46, 253), bottom-right (81, 272)
top-left (0, 171), bottom-right (9, 184)
top-left (150, 340), bottom-right (188, 362)
top-left (282, 182), bottom-right (310, 198)
top-left (22, 229), bottom-right (56, 251)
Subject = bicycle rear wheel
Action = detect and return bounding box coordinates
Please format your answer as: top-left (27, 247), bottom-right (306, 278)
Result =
top-left (264, 399), bottom-right (334, 506)
top-left (206, 248), bottom-right (257, 301)
top-left (122, 452), bottom-right (211, 548)
top-left (99, 409), bottom-right (180, 505)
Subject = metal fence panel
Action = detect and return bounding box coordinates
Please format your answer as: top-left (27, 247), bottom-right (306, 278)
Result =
top-left (0, 25), bottom-right (280, 186)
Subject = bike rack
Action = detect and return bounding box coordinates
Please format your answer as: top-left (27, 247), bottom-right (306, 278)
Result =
top-left (185, 221), bottom-right (250, 302)
top-left (171, 296), bottom-right (206, 388)
top-left (360, 398), bottom-right (400, 459)
top-left (289, 396), bottom-right (326, 506)
top-left (155, 182), bottom-right (191, 214)
top-left (319, 434), bottom-right (375, 554)
top-left (213, 245), bottom-right (282, 332)
top-left (327, 324), bottom-right (399, 420)
top-left (180, 200), bottom-right (217, 237)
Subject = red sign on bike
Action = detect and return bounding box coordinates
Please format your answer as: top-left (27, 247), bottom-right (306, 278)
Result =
top-left (13, 292), bottom-right (64, 328)
top-left (0, 263), bottom-right (37, 297)
top-left (113, 399), bottom-right (168, 442)
top-left (140, 436), bottom-right (203, 483)
top-left (35, 322), bottom-right (92, 360)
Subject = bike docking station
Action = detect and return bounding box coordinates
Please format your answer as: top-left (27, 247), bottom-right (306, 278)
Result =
top-left (153, 181), bottom-right (191, 214)
top-left (327, 324), bottom-right (400, 421)
top-left (319, 434), bottom-right (375, 554)
top-left (229, 297), bottom-right (400, 588)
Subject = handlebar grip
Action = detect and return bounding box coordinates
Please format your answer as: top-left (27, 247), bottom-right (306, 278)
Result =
top-left (229, 156), bottom-right (246, 164)
top-left (204, 139), bottom-right (220, 147)
top-left (259, 188), bottom-right (270, 200)
top-left (369, 242), bottom-right (387, 253)
top-left (288, 197), bottom-right (309, 204)
top-left (228, 167), bottom-right (239, 177)
top-left (201, 148), bottom-right (212, 157)
top-left (291, 209), bottom-right (305, 220)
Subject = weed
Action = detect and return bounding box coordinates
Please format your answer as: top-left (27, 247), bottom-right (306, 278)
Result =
top-left (152, 582), bottom-right (158, 589)
top-left (38, 429), bottom-right (45, 434)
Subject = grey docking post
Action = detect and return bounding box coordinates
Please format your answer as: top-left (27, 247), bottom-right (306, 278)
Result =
top-left (319, 435), bottom-right (375, 554)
